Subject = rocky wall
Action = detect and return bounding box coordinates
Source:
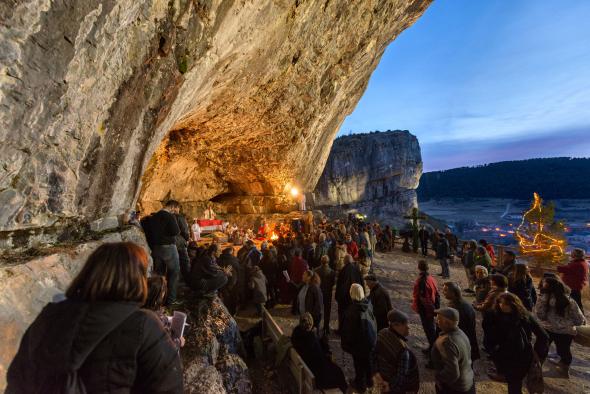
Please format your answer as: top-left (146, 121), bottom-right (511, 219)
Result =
top-left (312, 130), bottom-right (422, 225)
top-left (0, 0), bottom-right (432, 239)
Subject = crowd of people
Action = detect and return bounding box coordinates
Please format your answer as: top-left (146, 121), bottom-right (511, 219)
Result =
top-left (6, 200), bottom-right (589, 394)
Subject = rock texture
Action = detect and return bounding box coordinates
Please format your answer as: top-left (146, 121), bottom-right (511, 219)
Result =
top-left (0, 0), bottom-right (431, 237)
top-left (312, 130), bottom-right (422, 224)
top-left (182, 297), bottom-right (251, 394)
top-left (0, 226), bottom-right (149, 390)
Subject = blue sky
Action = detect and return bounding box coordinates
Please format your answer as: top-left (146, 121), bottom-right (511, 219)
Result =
top-left (338, 1), bottom-right (590, 172)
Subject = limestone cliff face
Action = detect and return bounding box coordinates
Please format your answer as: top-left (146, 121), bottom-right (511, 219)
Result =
top-left (313, 130), bottom-right (422, 223)
top-left (0, 0), bottom-right (431, 237)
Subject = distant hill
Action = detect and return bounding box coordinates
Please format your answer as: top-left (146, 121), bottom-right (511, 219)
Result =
top-left (417, 157), bottom-right (590, 201)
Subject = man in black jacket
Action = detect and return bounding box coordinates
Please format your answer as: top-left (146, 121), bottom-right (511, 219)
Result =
top-left (418, 226), bottom-right (429, 257)
top-left (335, 255), bottom-right (363, 333)
top-left (174, 210), bottom-right (191, 285)
top-left (149, 200), bottom-right (181, 305)
top-left (314, 255), bottom-right (336, 335)
top-left (365, 275), bottom-right (393, 331)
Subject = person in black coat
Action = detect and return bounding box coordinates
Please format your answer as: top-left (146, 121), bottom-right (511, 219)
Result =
top-left (365, 274), bottom-right (393, 331)
top-left (291, 313), bottom-right (347, 392)
top-left (7, 242), bottom-right (183, 393)
top-left (335, 255), bottom-right (364, 332)
top-left (218, 247), bottom-right (241, 315)
top-left (296, 271), bottom-right (324, 332)
top-left (487, 293), bottom-right (549, 394)
top-left (189, 243), bottom-right (229, 298)
top-left (341, 284), bottom-right (378, 393)
top-left (507, 263), bottom-right (537, 311)
top-left (261, 244), bottom-right (279, 306)
top-left (314, 255), bottom-right (336, 335)
top-left (442, 281), bottom-right (480, 361)
top-left (418, 226), bottom-right (429, 256)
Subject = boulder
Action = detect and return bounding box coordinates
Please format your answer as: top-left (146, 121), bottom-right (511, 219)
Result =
top-left (183, 297), bottom-right (251, 393)
top-left (312, 130), bottom-right (423, 225)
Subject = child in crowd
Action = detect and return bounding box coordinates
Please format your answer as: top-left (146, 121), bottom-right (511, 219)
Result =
top-left (145, 276), bottom-right (185, 351)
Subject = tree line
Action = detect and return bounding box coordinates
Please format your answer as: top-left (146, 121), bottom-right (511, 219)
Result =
top-left (417, 157), bottom-right (590, 201)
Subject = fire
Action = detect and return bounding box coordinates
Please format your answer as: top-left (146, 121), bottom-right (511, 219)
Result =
top-left (270, 232), bottom-right (279, 241)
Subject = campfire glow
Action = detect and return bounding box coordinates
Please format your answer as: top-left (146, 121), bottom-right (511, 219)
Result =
top-left (270, 232), bottom-right (279, 241)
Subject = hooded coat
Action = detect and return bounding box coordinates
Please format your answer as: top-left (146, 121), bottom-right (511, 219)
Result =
top-left (7, 300), bottom-right (182, 393)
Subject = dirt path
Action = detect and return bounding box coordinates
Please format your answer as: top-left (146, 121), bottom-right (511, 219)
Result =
top-left (269, 249), bottom-right (590, 394)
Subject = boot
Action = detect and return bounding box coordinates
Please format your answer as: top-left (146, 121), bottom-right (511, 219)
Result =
top-left (549, 358), bottom-right (570, 378)
top-left (557, 362), bottom-right (570, 378)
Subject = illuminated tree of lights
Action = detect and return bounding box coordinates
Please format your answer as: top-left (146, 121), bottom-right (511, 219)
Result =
top-left (515, 192), bottom-right (567, 263)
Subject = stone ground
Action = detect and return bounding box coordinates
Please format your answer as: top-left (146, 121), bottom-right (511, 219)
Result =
top-left (237, 248), bottom-right (590, 393)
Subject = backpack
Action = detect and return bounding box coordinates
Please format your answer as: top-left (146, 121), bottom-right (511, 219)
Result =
top-left (359, 306), bottom-right (378, 348)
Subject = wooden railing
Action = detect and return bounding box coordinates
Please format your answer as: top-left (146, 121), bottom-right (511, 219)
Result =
top-left (261, 307), bottom-right (332, 394)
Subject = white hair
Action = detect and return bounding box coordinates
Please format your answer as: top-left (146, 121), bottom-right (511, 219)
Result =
top-left (350, 283), bottom-right (365, 301)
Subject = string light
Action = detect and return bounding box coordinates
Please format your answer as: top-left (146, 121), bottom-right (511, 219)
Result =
top-left (515, 192), bottom-right (566, 261)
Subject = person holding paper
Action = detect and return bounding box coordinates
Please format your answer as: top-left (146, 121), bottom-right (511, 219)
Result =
top-left (145, 276), bottom-right (186, 351)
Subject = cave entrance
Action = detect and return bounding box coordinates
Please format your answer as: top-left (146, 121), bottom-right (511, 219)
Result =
top-left (137, 128), bottom-right (299, 224)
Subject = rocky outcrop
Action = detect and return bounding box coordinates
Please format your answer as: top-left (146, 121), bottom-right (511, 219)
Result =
top-left (312, 130), bottom-right (422, 224)
top-left (0, 226), bottom-right (149, 390)
top-left (182, 297), bottom-right (251, 394)
top-left (0, 0), bottom-right (431, 239)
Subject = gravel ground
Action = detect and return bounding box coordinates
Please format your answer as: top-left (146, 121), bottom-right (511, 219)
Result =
top-left (266, 249), bottom-right (590, 394)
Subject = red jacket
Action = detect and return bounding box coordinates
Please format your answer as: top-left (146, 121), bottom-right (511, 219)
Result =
top-left (485, 245), bottom-right (496, 266)
top-left (289, 256), bottom-right (309, 285)
top-left (412, 273), bottom-right (439, 316)
top-left (346, 241), bottom-right (359, 259)
top-left (558, 258), bottom-right (589, 291)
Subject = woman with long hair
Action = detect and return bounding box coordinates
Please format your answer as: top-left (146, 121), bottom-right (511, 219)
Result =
top-left (535, 276), bottom-right (586, 377)
top-left (7, 242), bottom-right (183, 393)
top-left (297, 270), bottom-right (324, 331)
top-left (487, 293), bottom-right (548, 394)
top-left (508, 263), bottom-right (537, 311)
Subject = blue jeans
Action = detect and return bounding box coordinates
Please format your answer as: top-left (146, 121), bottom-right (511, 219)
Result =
top-left (152, 244), bottom-right (180, 304)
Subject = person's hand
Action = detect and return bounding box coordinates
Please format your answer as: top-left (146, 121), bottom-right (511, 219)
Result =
top-left (179, 336), bottom-right (186, 348)
top-left (373, 373), bottom-right (389, 392)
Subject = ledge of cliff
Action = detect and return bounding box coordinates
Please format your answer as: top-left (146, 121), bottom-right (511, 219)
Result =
top-left (0, 0), bottom-right (431, 241)
top-left (312, 130), bottom-right (422, 224)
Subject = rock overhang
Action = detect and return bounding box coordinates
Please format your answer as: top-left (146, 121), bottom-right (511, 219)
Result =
top-left (0, 0), bottom-right (432, 240)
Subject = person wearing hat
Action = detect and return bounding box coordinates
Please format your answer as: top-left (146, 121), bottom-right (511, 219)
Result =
top-left (557, 248), bottom-right (589, 313)
top-left (372, 310), bottom-right (420, 394)
top-left (366, 274), bottom-right (393, 331)
top-left (431, 307), bottom-right (475, 394)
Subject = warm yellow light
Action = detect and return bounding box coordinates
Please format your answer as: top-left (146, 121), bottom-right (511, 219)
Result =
top-left (515, 192), bottom-right (565, 259)
top-left (290, 187), bottom-right (299, 197)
